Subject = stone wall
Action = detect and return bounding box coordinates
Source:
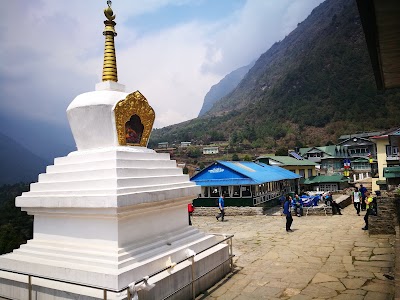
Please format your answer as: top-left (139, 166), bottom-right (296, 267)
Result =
top-left (193, 206), bottom-right (264, 216)
top-left (336, 195), bottom-right (352, 208)
top-left (396, 194), bottom-right (400, 225)
top-left (395, 226), bottom-right (400, 300)
top-left (394, 195), bottom-right (400, 300)
top-left (369, 196), bottom-right (397, 235)
top-left (192, 195), bottom-right (352, 217)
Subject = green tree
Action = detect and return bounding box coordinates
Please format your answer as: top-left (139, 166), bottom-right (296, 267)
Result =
top-left (186, 146), bottom-right (201, 158)
top-left (183, 166), bottom-right (189, 174)
top-left (0, 183), bottom-right (33, 255)
top-left (0, 224), bottom-right (25, 254)
top-left (275, 147), bottom-right (288, 156)
top-left (232, 154), bottom-right (240, 161)
top-left (243, 155), bottom-right (252, 161)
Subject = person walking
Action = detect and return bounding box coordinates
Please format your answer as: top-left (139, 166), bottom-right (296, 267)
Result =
top-left (362, 191), bottom-right (373, 230)
top-left (359, 184), bottom-right (367, 211)
top-left (216, 194), bottom-right (225, 221)
top-left (283, 195), bottom-right (293, 232)
top-left (352, 187), bottom-right (361, 216)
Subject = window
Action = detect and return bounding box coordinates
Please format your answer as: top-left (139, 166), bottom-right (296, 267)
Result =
top-left (318, 184), bottom-right (338, 192)
top-left (262, 183), bottom-right (267, 194)
top-left (203, 187), bottom-right (209, 197)
top-left (353, 163), bottom-right (370, 170)
top-left (308, 169), bottom-right (313, 178)
top-left (221, 186), bottom-right (229, 197)
top-left (334, 162), bottom-right (343, 170)
top-left (210, 187), bottom-right (219, 197)
top-left (387, 145), bottom-right (399, 157)
top-left (242, 186), bottom-right (251, 197)
top-left (232, 186), bottom-right (241, 197)
top-left (299, 169), bottom-right (305, 177)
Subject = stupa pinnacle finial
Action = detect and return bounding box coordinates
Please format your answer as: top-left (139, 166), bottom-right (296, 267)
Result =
top-left (102, 0), bottom-right (118, 82)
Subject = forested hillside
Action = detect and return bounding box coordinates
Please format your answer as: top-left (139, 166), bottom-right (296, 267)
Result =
top-left (0, 183), bottom-right (32, 255)
top-left (149, 0), bottom-right (400, 150)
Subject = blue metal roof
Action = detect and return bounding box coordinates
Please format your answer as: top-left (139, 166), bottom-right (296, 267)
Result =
top-left (191, 161), bottom-right (300, 186)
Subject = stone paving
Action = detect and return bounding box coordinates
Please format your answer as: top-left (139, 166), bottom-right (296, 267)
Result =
top-left (193, 205), bottom-right (396, 300)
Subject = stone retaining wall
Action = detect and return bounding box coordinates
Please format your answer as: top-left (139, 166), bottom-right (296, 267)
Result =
top-left (395, 226), bottom-right (400, 300)
top-left (192, 195), bottom-right (353, 217)
top-left (369, 196), bottom-right (397, 235)
top-left (336, 194), bottom-right (352, 208)
top-left (396, 194), bottom-right (400, 225)
top-left (394, 195), bottom-right (400, 300)
top-left (193, 206), bottom-right (264, 216)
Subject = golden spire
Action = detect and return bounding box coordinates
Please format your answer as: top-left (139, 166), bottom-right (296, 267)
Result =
top-left (102, 0), bottom-right (118, 82)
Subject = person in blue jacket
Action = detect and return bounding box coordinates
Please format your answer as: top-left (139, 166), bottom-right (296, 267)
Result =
top-left (359, 184), bottom-right (368, 211)
top-left (283, 195), bottom-right (293, 232)
top-left (292, 194), bottom-right (304, 217)
top-left (216, 194), bottom-right (225, 221)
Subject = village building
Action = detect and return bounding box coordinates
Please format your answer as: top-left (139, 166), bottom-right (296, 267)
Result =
top-left (298, 140), bottom-right (377, 181)
top-left (190, 161), bottom-right (300, 207)
top-left (180, 141), bottom-right (191, 148)
top-left (370, 128), bottom-right (400, 191)
top-left (299, 145), bottom-right (347, 176)
top-left (256, 155), bottom-right (317, 178)
top-left (300, 175), bottom-right (350, 192)
top-left (337, 132), bottom-right (383, 143)
top-left (157, 141), bottom-right (168, 148)
top-left (203, 146), bottom-right (219, 155)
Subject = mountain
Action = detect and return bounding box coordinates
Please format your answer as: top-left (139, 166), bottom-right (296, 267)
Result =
top-left (149, 0), bottom-right (400, 149)
top-left (0, 112), bottom-right (75, 163)
top-left (198, 62), bottom-right (254, 117)
top-left (0, 132), bottom-right (49, 185)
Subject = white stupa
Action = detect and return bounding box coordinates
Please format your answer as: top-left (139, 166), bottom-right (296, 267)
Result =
top-left (0, 2), bottom-right (231, 299)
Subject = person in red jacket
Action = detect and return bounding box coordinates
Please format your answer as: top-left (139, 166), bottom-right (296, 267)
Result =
top-left (188, 202), bottom-right (195, 225)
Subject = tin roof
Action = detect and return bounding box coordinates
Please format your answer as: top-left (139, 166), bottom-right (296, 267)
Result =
top-left (258, 156), bottom-right (317, 166)
top-left (190, 161), bottom-right (300, 187)
top-left (301, 175), bottom-right (349, 184)
top-left (383, 166), bottom-right (400, 178)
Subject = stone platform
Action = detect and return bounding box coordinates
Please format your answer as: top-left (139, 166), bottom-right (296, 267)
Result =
top-left (193, 204), bottom-right (396, 299)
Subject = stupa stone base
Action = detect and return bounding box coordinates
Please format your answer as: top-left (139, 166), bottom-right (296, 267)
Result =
top-left (0, 235), bottom-right (230, 299)
top-left (0, 243), bottom-right (229, 299)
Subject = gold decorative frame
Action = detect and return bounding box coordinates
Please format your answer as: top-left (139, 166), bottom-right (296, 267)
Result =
top-left (114, 91), bottom-right (155, 147)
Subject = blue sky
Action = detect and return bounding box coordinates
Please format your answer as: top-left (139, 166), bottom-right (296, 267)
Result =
top-left (1, 0), bottom-right (324, 131)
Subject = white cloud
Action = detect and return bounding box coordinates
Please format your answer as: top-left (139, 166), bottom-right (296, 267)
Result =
top-left (1, 0), bottom-right (325, 131)
top-left (201, 0), bottom-right (325, 74)
top-left (116, 22), bottom-right (220, 128)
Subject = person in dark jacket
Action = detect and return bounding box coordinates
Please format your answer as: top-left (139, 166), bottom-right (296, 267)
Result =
top-left (359, 184), bottom-right (368, 211)
top-left (283, 195), bottom-right (293, 232)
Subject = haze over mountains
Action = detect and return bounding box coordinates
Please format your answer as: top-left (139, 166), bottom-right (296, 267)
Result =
top-left (0, 112), bottom-right (75, 185)
top-left (0, 132), bottom-right (49, 184)
top-left (149, 0), bottom-right (400, 148)
top-left (198, 62), bottom-right (255, 117)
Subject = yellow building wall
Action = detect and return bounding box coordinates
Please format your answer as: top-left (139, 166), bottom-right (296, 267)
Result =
top-left (282, 166), bottom-right (316, 178)
top-left (371, 137), bottom-right (389, 192)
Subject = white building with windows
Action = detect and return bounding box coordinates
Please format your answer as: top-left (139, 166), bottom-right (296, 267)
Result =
top-left (203, 146), bottom-right (219, 155)
top-left (180, 141), bottom-right (191, 148)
